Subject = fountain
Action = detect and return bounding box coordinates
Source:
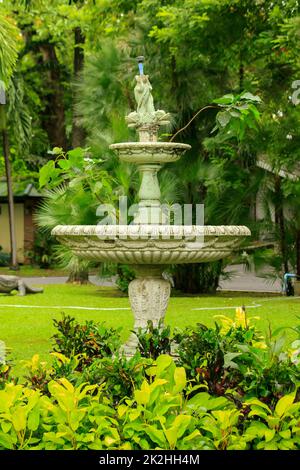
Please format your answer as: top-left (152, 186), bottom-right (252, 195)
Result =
top-left (52, 58), bottom-right (251, 355)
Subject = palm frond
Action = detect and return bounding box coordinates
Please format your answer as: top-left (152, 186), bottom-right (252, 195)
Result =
top-left (0, 16), bottom-right (19, 84)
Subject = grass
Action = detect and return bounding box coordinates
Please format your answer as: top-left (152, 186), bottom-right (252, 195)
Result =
top-left (0, 283), bottom-right (300, 376)
top-left (0, 266), bottom-right (70, 277)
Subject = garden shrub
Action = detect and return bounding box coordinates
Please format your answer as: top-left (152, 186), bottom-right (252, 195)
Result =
top-left (0, 354), bottom-right (299, 450)
top-left (0, 363), bottom-right (13, 391)
top-left (0, 247), bottom-right (10, 267)
top-left (115, 264), bottom-right (135, 293)
top-left (134, 320), bottom-right (172, 359)
top-left (52, 314), bottom-right (122, 369)
top-left (173, 308), bottom-right (300, 405)
top-left (1, 309), bottom-right (300, 450)
top-left (78, 353), bottom-right (151, 404)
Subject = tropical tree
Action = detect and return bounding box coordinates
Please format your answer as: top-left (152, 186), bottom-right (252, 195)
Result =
top-left (0, 13), bottom-right (21, 269)
top-left (36, 147), bottom-right (116, 283)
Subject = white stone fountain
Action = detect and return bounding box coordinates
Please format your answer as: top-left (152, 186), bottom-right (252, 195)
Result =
top-left (52, 59), bottom-right (251, 354)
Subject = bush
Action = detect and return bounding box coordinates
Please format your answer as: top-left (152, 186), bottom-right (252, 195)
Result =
top-left (0, 246), bottom-right (10, 267)
top-left (51, 314), bottom-right (122, 369)
top-left (173, 308), bottom-right (300, 406)
top-left (79, 354), bottom-right (151, 404)
top-left (0, 354), bottom-right (299, 450)
top-left (1, 309), bottom-right (300, 450)
top-left (134, 320), bottom-right (172, 360)
top-left (115, 264), bottom-right (135, 293)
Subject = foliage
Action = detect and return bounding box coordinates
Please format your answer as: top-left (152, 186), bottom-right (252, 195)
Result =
top-left (0, 247), bottom-right (10, 267)
top-left (0, 15), bottom-right (20, 84)
top-left (134, 320), bottom-right (172, 360)
top-left (26, 231), bottom-right (56, 268)
top-left (51, 314), bottom-right (122, 369)
top-left (115, 264), bottom-right (136, 293)
top-left (243, 393), bottom-right (300, 450)
top-left (1, 308), bottom-right (300, 450)
top-left (36, 147), bottom-right (116, 277)
top-left (0, 353), bottom-right (299, 450)
top-left (22, 354), bottom-right (51, 395)
top-left (79, 354), bottom-right (151, 405)
top-left (174, 322), bottom-right (229, 394)
top-left (212, 92), bottom-right (261, 142)
top-left (0, 363), bottom-right (13, 391)
top-left (174, 308), bottom-right (300, 406)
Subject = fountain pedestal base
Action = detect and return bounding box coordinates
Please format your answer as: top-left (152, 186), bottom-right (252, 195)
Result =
top-left (123, 265), bottom-right (171, 356)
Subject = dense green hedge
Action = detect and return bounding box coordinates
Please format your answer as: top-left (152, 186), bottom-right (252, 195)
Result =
top-left (0, 309), bottom-right (300, 450)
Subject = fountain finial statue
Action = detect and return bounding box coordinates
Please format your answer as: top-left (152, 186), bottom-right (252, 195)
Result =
top-left (126, 57), bottom-right (171, 140)
top-left (134, 74), bottom-right (155, 116)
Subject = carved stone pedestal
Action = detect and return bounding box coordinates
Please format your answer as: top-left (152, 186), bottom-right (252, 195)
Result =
top-left (123, 265), bottom-right (171, 356)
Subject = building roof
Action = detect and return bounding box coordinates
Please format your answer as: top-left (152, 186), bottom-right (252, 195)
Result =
top-left (257, 155), bottom-right (300, 181)
top-left (0, 181), bottom-right (41, 199)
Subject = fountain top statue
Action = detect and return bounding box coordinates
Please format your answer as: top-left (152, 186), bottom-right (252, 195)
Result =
top-left (125, 58), bottom-right (171, 141)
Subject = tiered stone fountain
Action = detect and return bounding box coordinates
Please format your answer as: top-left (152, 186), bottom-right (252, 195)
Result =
top-left (52, 59), bottom-right (251, 355)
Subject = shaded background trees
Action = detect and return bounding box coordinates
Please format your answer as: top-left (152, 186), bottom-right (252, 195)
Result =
top-left (1, 0), bottom-right (300, 290)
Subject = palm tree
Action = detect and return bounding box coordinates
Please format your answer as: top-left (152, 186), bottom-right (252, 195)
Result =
top-left (0, 15), bottom-right (20, 269)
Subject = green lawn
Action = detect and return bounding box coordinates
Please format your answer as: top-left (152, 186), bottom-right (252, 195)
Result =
top-left (0, 284), bottom-right (299, 376)
top-left (0, 266), bottom-right (69, 277)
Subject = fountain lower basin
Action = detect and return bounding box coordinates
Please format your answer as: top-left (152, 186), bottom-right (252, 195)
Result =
top-left (52, 224), bottom-right (250, 265)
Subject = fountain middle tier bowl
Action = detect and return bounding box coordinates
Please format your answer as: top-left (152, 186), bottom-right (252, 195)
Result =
top-left (109, 142), bottom-right (191, 164)
top-left (52, 225), bottom-right (251, 265)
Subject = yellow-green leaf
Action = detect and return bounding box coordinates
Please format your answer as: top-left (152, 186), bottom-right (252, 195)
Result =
top-left (275, 393), bottom-right (295, 418)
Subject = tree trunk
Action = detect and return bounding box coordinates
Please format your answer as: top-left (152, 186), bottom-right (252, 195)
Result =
top-left (39, 43), bottom-right (67, 149)
top-left (66, 269), bottom-right (90, 285)
top-left (274, 176), bottom-right (289, 273)
top-left (0, 105), bottom-right (18, 270)
top-left (71, 26), bottom-right (86, 148)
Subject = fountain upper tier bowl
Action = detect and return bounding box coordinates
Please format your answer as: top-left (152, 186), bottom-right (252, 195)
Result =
top-left (52, 224), bottom-right (250, 265)
top-left (110, 142), bottom-right (191, 164)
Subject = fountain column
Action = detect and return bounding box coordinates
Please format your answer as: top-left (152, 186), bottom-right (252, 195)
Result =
top-left (124, 265), bottom-right (171, 355)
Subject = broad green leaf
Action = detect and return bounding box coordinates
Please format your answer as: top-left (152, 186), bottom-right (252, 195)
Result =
top-left (155, 355), bottom-right (174, 376)
top-left (275, 393), bottom-right (295, 417)
top-left (117, 404), bottom-right (127, 418)
top-left (1, 421), bottom-right (12, 433)
top-left (12, 407), bottom-right (27, 432)
top-left (173, 367), bottom-right (186, 392)
top-left (248, 406), bottom-right (268, 420)
top-left (143, 425), bottom-right (166, 448)
top-left (57, 159), bottom-right (71, 170)
top-left (0, 432), bottom-right (14, 449)
top-left (69, 409), bottom-right (85, 431)
top-left (181, 429), bottom-right (201, 442)
top-left (164, 426), bottom-right (178, 449)
top-left (264, 428), bottom-right (276, 442)
top-left (244, 421), bottom-right (268, 440)
top-left (134, 381), bottom-right (150, 406)
top-left (217, 111), bottom-right (231, 128)
top-left (28, 407), bottom-right (40, 432)
top-left (213, 94), bottom-right (234, 105)
top-left (279, 429), bottom-right (291, 439)
top-left (240, 92), bottom-right (262, 102)
top-left (245, 398), bottom-right (271, 413)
